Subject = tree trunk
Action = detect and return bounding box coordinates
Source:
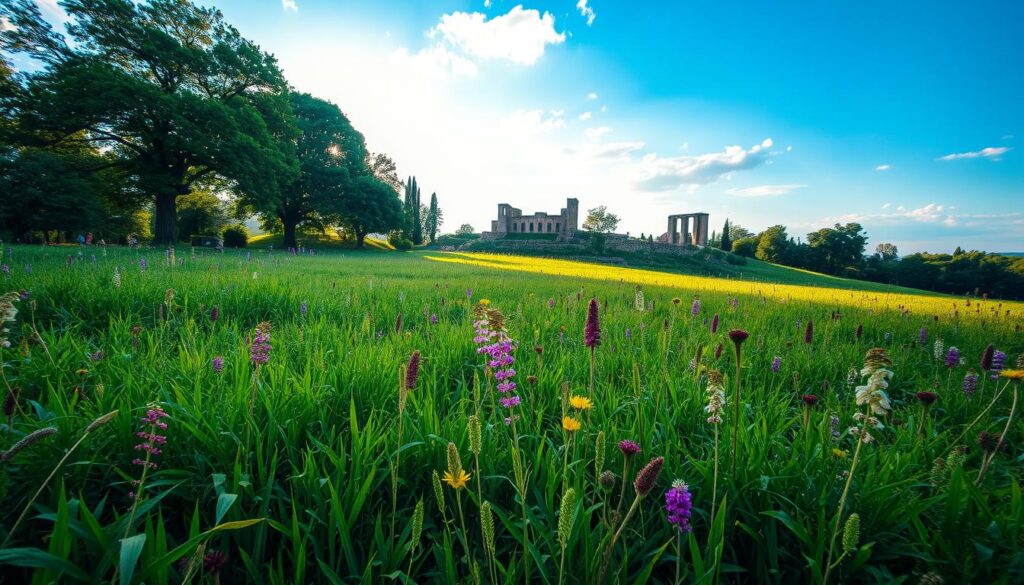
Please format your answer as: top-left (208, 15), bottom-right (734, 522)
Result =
top-left (154, 191), bottom-right (179, 245)
top-left (283, 220), bottom-right (298, 250)
top-left (355, 229), bottom-right (366, 249)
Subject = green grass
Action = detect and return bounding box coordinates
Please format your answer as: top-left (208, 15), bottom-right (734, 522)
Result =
top-left (248, 231), bottom-right (393, 250)
top-left (0, 244), bottom-right (1021, 584)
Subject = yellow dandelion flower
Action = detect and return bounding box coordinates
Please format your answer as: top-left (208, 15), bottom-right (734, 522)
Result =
top-left (569, 395), bottom-right (593, 411)
top-left (442, 469), bottom-right (471, 490)
top-left (562, 416), bottom-right (582, 432)
top-left (1000, 369), bottom-right (1024, 380)
top-left (832, 448), bottom-right (848, 459)
top-left (478, 299), bottom-right (491, 307)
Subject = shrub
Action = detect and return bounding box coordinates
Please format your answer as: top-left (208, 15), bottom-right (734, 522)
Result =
top-left (393, 238), bottom-right (414, 251)
top-left (726, 253), bottom-right (747, 266)
top-left (588, 232), bottom-right (607, 254)
top-left (222, 225), bottom-right (248, 248)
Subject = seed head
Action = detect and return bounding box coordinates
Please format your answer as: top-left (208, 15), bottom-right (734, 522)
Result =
top-left (468, 414), bottom-right (482, 456)
top-left (557, 488), bottom-right (577, 548)
top-left (633, 456), bottom-right (665, 497)
top-left (842, 513), bottom-right (860, 552)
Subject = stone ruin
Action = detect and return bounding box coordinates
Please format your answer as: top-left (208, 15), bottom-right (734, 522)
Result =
top-left (481, 198), bottom-right (579, 241)
top-left (660, 212), bottom-right (710, 247)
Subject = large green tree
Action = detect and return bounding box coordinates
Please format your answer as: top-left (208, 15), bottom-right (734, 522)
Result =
top-left (256, 92), bottom-right (364, 249)
top-left (1, 0), bottom-right (297, 244)
top-left (336, 175), bottom-right (403, 249)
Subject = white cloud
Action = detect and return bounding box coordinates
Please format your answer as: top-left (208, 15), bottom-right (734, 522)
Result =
top-left (938, 146), bottom-right (1011, 161)
top-left (725, 184), bottom-right (806, 197)
top-left (0, 17), bottom-right (14, 32)
top-left (584, 126), bottom-right (612, 139)
top-left (881, 202), bottom-right (891, 209)
top-left (824, 203), bottom-right (970, 227)
top-left (634, 138), bottom-right (776, 192)
top-left (282, 0), bottom-right (298, 12)
top-left (576, 0), bottom-right (596, 26)
top-left (587, 92), bottom-right (598, 100)
top-left (484, 0), bottom-right (492, 6)
top-left (578, 111), bottom-right (592, 121)
top-left (875, 164), bottom-right (891, 171)
top-left (430, 6), bottom-right (565, 66)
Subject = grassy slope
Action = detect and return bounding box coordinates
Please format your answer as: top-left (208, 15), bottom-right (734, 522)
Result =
top-left (248, 232), bottom-right (393, 250)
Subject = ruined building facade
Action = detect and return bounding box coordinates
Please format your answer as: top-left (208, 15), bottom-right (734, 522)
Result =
top-left (482, 198), bottom-right (579, 241)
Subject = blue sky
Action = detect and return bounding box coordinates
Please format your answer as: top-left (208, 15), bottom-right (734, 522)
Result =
top-left (23, 0), bottom-right (1024, 252)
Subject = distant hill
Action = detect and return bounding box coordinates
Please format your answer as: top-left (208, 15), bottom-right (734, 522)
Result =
top-left (998, 252), bottom-right (1024, 257)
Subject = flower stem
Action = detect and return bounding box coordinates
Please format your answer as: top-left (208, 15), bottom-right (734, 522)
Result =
top-left (823, 409), bottom-right (866, 585)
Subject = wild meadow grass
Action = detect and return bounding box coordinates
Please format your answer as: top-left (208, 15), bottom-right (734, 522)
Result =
top-left (0, 244), bottom-right (1022, 584)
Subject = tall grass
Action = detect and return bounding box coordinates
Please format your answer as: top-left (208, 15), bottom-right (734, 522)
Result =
top-left (0, 244), bottom-right (1021, 584)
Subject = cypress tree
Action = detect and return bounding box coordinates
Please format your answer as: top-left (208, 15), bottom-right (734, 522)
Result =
top-left (721, 219), bottom-right (732, 252)
top-left (427, 192), bottom-right (439, 243)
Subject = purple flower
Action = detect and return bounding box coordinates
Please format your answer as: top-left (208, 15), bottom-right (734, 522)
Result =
top-left (212, 356), bottom-right (224, 374)
top-left (584, 299), bottom-right (601, 348)
top-left (918, 327), bottom-right (927, 344)
top-left (771, 356), bottom-right (781, 373)
top-left (19, 290), bottom-right (29, 301)
top-left (804, 320), bottom-right (814, 344)
top-left (500, 395), bottom-right (521, 408)
top-left (665, 480), bottom-right (693, 533)
top-left (90, 350), bottom-right (104, 362)
top-left (466, 289), bottom-right (473, 299)
top-left (133, 406), bottom-right (170, 469)
top-left (711, 314), bottom-right (719, 333)
top-left (963, 372), bottom-right (979, 396)
top-left (731, 298), bottom-right (739, 309)
top-left (210, 306), bottom-right (219, 322)
top-left (625, 327), bottom-right (632, 339)
top-left (829, 415), bottom-right (840, 440)
top-left (690, 298), bottom-right (700, 317)
top-left (990, 350), bottom-right (1007, 379)
top-left (249, 323), bottom-right (272, 366)
top-left (139, 258), bottom-right (147, 273)
top-left (0, 265), bottom-right (9, 276)
top-left (618, 439), bottom-right (641, 457)
top-left (406, 351), bottom-right (421, 390)
top-left (300, 301), bottom-right (308, 317)
top-left (430, 313), bottom-right (438, 324)
top-left (945, 346), bottom-right (960, 369)
top-left (548, 298), bottom-right (555, 309)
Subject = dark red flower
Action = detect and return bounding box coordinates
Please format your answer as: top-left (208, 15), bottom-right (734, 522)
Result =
top-left (801, 394), bottom-right (819, 407)
top-left (633, 456), bottom-right (665, 497)
top-left (915, 391), bottom-right (938, 406)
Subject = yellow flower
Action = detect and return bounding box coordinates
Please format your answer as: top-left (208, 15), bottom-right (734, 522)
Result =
top-left (1000, 369), bottom-right (1024, 380)
top-left (832, 448), bottom-right (848, 459)
top-left (562, 416), bottom-right (582, 432)
top-left (442, 469), bottom-right (471, 489)
top-left (478, 299), bottom-right (491, 307)
top-left (76, 369), bottom-right (89, 377)
top-left (569, 395), bottom-right (593, 411)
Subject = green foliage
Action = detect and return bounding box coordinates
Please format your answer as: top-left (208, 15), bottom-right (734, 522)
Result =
top-left (582, 205), bottom-right (620, 233)
top-left (455, 224), bottom-right (475, 236)
top-left (2, 0), bottom-right (299, 244)
top-left (176, 191), bottom-right (228, 240)
top-left (222, 224), bottom-right (248, 248)
top-left (391, 237), bottom-right (413, 251)
top-left (719, 219), bottom-right (732, 252)
top-left (588, 231), bottom-right (607, 254)
top-left (731, 236), bottom-right (758, 257)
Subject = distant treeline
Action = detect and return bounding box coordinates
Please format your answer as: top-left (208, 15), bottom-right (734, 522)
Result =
top-left (715, 222), bottom-right (1024, 299)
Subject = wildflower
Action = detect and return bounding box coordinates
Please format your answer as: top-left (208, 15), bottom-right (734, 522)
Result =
top-left (480, 501), bottom-right (495, 555)
top-left (584, 299), bottom-right (601, 348)
top-left (855, 324), bottom-right (863, 340)
top-left (853, 348), bottom-right (894, 441)
top-left (1000, 369), bottom-right (1024, 380)
top-left (804, 320), bottom-right (814, 344)
top-left (443, 469), bottom-right (471, 489)
top-left (664, 479), bottom-right (693, 532)
top-left (990, 350), bottom-right (1007, 379)
top-left (832, 448), bottom-right (847, 459)
top-left (595, 430), bottom-right (606, 471)
top-left (977, 430), bottom-right (1000, 453)
top-left (548, 297), bottom-right (556, 309)
top-left (962, 371), bottom-right (979, 396)
top-left (405, 350), bottom-right (421, 390)
top-left (569, 395), bottom-right (593, 411)
top-left (916, 391), bottom-right (938, 406)
top-left (933, 339), bottom-right (944, 361)
top-left (981, 344), bottom-right (995, 371)
top-left (918, 327), bottom-right (927, 344)
top-left (500, 395), bottom-right (522, 408)
top-left (625, 327), bottom-right (632, 339)
top-left (139, 258), bottom-right (146, 273)
top-left (830, 414), bottom-right (841, 440)
top-left (468, 415), bottom-right (482, 455)
top-left (711, 314), bottom-right (719, 333)
top-left (0, 291), bottom-right (19, 348)
top-left (802, 394), bottom-right (819, 407)
top-left (633, 456), bottom-right (665, 496)
top-left (77, 368), bottom-right (89, 377)
top-left (562, 416), bottom-right (582, 432)
top-left (634, 286), bottom-right (645, 312)
top-left (133, 406), bottom-right (170, 470)
top-left (704, 370), bottom-right (726, 424)
top-left (249, 322), bottom-right (272, 366)
top-left (430, 313), bottom-right (438, 324)
top-left (672, 298), bottom-right (682, 306)
top-left (203, 550), bottom-right (227, 575)
top-left (771, 356), bottom-right (781, 373)
top-left (690, 298), bottom-right (700, 317)
top-left (210, 306), bottom-right (219, 322)
top-left (728, 329), bottom-right (749, 346)
top-left (112, 267), bottom-right (121, 288)
top-left (599, 470), bottom-right (616, 491)
top-left (212, 356), bottom-right (224, 374)
top-left (300, 301), bottom-right (308, 317)
top-left (715, 342), bottom-right (723, 359)
top-left (944, 347), bottom-right (960, 369)
top-left (618, 439), bottom-right (641, 457)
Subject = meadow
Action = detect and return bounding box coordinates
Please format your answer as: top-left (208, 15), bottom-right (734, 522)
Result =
top-left (0, 244), bottom-right (1022, 584)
